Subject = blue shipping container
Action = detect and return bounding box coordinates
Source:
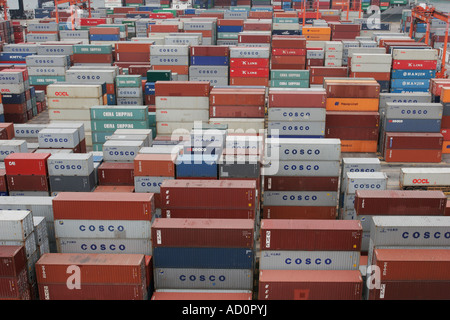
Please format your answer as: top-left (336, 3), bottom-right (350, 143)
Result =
top-left (90, 34), bottom-right (121, 41)
top-left (391, 70), bottom-right (436, 79)
top-left (217, 25), bottom-right (244, 33)
top-left (152, 247), bottom-right (254, 269)
top-left (1, 93), bottom-right (26, 104)
top-left (390, 79), bottom-right (431, 89)
top-left (383, 118), bottom-right (442, 133)
top-left (0, 52), bottom-right (34, 61)
top-left (390, 88), bottom-right (430, 93)
top-left (190, 56), bottom-right (229, 66)
top-left (175, 154), bottom-right (219, 178)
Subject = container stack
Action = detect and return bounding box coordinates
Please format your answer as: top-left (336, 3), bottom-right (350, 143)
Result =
top-left (25, 55), bottom-right (68, 92)
top-left (35, 253), bottom-right (149, 300)
top-left (391, 49), bottom-right (439, 93)
top-left (338, 157), bottom-right (382, 221)
top-left (152, 217), bottom-right (256, 293)
top-left (114, 41), bottom-right (152, 69)
top-left (37, 127), bottom-right (81, 154)
top-left (72, 44), bottom-right (114, 66)
top-left (0, 68), bottom-right (31, 124)
top-left (115, 75), bottom-right (144, 106)
top-left (4, 153), bottom-right (51, 197)
top-left (324, 41), bottom-right (343, 67)
top-left (440, 87), bottom-right (450, 155)
top-left (365, 216), bottom-right (450, 300)
top-left (26, 23), bottom-right (59, 43)
top-left (134, 152), bottom-right (177, 218)
top-left (267, 88), bottom-right (327, 138)
top-left (258, 219), bottom-right (363, 300)
top-left (330, 23), bottom-right (360, 41)
top-left (380, 102), bottom-right (443, 163)
top-left (47, 154), bottom-right (96, 195)
top-left (306, 46), bottom-right (325, 69)
top-left (150, 45), bottom-right (190, 82)
top-left (301, 26), bottom-right (331, 41)
top-left (309, 66), bottom-right (348, 86)
top-left (52, 192), bottom-right (154, 255)
top-left (46, 83), bottom-right (106, 149)
top-left (145, 70), bottom-right (172, 112)
top-left (229, 47), bottom-right (270, 87)
top-left (184, 20), bottom-right (216, 46)
top-left (263, 138), bottom-right (340, 220)
top-left (216, 19), bottom-right (244, 46)
top-left (270, 35), bottom-right (307, 72)
top-left (324, 79), bottom-right (380, 153)
top-left (189, 45), bottom-right (230, 86)
top-left (349, 53), bottom-right (393, 93)
top-left (0, 245), bottom-right (31, 300)
top-left (155, 81), bottom-right (210, 136)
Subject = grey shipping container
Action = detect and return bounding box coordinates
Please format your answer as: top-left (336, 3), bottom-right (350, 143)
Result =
top-left (266, 138), bottom-right (341, 161)
top-left (49, 172), bottom-right (96, 192)
top-left (263, 191), bottom-right (338, 207)
top-left (263, 160), bottom-right (340, 177)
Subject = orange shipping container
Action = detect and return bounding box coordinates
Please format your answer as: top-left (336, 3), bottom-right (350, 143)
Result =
top-left (443, 141), bottom-right (450, 154)
top-left (325, 98), bottom-right (379, 111)
top-left (115, 42), bottom-right (151, 53)
top-left (441, 87), bottom-right (450, 103)
top-left (340, 140), bottom-right (378, 153)
top-left (134, 153), bottom-right (177, 177)
top-left (152, 65), bottom-right (189, 75)
top-left (303, 34), bottom-right (331, 41)
top-left (302, 27), bottom-right (331, 35)
top-left (230, 77), bottom-right (269, 86)
top-left (94, 185), bottom-right (135, 192)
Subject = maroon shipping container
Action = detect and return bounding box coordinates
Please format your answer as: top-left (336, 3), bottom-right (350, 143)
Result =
top-left (263, 206), bottom-right (337, 219)
top-left (98, 162), bottom-right (134, 186)
top-left (4, 113), bottom-right (27, 124)
top-left (190, 46), bottom-right (229, 56)
top-left (0, 268), bottom-right (29, 299)
top-left (354, 190), bottom-right (447, 216)
top-left (52, 192), bottom-right (155, 221)
top-left (155, 81), bottom-right (210, 97)
top-left (268, 90), bottom-right (326, 108)
top-left (210, 105), bottom-right (265, 118)
top-left (128, 65), bottom-right (152, 77)
top-left (260, 219), bottom-right (362, 251)
top-left (4, 153), bottom-right (50, 176)
top-left (160, 179), bottom-right (257, 210)
top-left (326, 127), bottom-right (379, 140)
top-left (3, 103), bottom-right (27, 114)
top-left (384, 148), bottom-right (442, 163)
top-left (151, 218), bottom-right (254, 248)
top-left (161, 208), bottom-right (256, 219)
top-left (309, 66), bottom-right (348, 76)
top-left (374, 249), bottom-right (450, 281)
top-left (329, 23), bottom-right (361, 32)
top-left (151, 291), bottom-right (253, 300)
top-left (368, 281), bottom-right (450, 300)
top-left (37, 283), bottom-right (147, 300)
top-left (72, 54), bottom-right (112, 64)
top-left (383, 132), bottom-right (443, 150)
top-left (209, 89), bottom-right (266, 106)
top-left (270, 63), bottom-right (306, 70)
top-left (0, 169), bottom-right (6, 192)
top-left (6, 175), bottom-right (49, 192)
top-left (325, 82), bottom-right (380, 98)
top-left (258, 270), bottom-right (363, 300)
top-left (263, 176), bottom-right (338, 191)
top-left (35, 253), bottom-right (146, 284)
top-left (0, 123), bottom-right (15, 139)
top-left (326, 111), bottom-right (380, 128)
top-left (271, 55), bottom-right (306, 65)
top-left (0, 246), bottom-right (26, 277)
top-left (271, 36), bottom-right (307, 49)
top-left (238, 34), bottom-right (271, 43)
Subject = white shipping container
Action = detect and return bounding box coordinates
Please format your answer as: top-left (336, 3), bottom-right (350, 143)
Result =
top-left (263, 191), bottom-right (338, 207)
top-left (38, 128), bottom-right (80, 149)
top-left (156, 122), bottom-right (197, 136)
top-left (33, 216), bottom-right (48, 246)
top-left (47, 153), bottom-right (94, 176)
top-left (263, 160), bottom-right (340, 177)
top-left (0, 140), bottom-right (28, 160)
top-left (48, 97), bottom-right (104, 110)
top-left (150, 45), bottom-right (189, 56)
top-left (209, 118), bottom-right (265, 133)
top-left (345, 172), bottom-right (388, 194)
top-left (13, 124), bottom-right (48, 138)
top-left (102, 140), bottom-right (143, 162)
top-left (47, 84), bottom-right (103, 98)
top-left (156, 109), bottom-right (209, 122)
top-left (0, 210), bottom-right (34, 241)
top-left (134, 176), bottom-right (175, 193)
top-left (54, 219), bottom-right (152, 239)
top-left (392, 48), bottom-right (439, 61)
top-left (266, 138), bottom-right (341, 161)
top-left (350, 53), bottom-right (393, 64)
top-left (56, 238), bottom-right (152, 255)
top-left (155, 97), bottom-right (209, 110)
top-left (46, 122), bottom-right (86, 141)
top-left (400, 168), bottom-right (450, 187)
top-left (48, 109), bottom-right (91, 121)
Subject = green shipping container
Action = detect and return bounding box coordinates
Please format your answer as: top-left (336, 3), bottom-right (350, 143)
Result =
top-left (217, 32), bottom-right (239, 39)
top-left (153, 9), bottom-right (177, 17)
top-left (273, 17), bottom-right (298, 23)
top-left (270, 70), bottom-right (310, 80)
top-left (73, 44), bottom-right (113, 54)
top-left (91, 120), bottom-right (150, 132)
top-left (90, 106), bottom-right (149, 121)
top-left (147, 70), bottom-right (172, 82)
top-left (149, 126), bottom-right (157, 139)
top-left (270, 80), bottom-right (310, 88)
top-left (92, 131), bottom-right (114, 144)
top-left (148, 112), bottom-right (156, 126)
top-left (116, 75), bottom-right (142, 88)
top-left (29, 75), bottom-right (66, 85)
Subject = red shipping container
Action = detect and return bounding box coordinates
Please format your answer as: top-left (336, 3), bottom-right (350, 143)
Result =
top-left (210, 105), bottom-right (265, 118)
top-left (4, 113), bottom-right (28, 124)
top-left (383, 132), bottom-right (443, 150)
top-left (133, 154), bottom-right (177, 177)
top-left (230, 67), bottom-right (270, 78)
top-left (258, 270), bottom-right (363, 300)
top-left (160, 207), bottom-right (256, 220)
top-left (271, 37), bottom-right (307, 49)
top-left (268, 90), bottom-right (326, 108)
top-left (115, 52), bottom-right (150, 62)
top-left (0, 169), bottom-right (6, 192)
top-left (326, 111), bottom-right (380, 128)
top-left (271, 55), bottom-right (306, 65)
top-left (354, 190), bottom-right (447, 216)
top-left (272, 48), bottom-right (306, 56)
top-left (248, 11), bottom-right (273, 19)
top-left (0, 123), bottom-right (15, 139)
top-left (392, 60), bottom-right (438, 70)
top-left (260, 219), bottom-right (362, 251)
top-left (79, 18), bottom-right (107, 26)
top-left (271, 63), bottom-right (306, 70)
top-left (155, 81), bottom-right (210, 97)
top-left (190, 46), bottom-right (229, 57)
top-left (368, 280), bottom-right (450, 300)
top-left (52, 192), bottom-right (154, 221)
top-left (94, 185), bottom-right (135, 193)
top-left (384, 148), bottom-right (442, 163)
top-left (72, 54), bottom-right (112, 64)
top-left (4, 153), bottom-right (50, 176)
top-left (325, 82), bottom-right (380, 98)
top-left (0, 246), bottom-right (26, 277)
top-left (217, 19), bottom-right (245, 27)
top-left (229, 77), bottom-right (269, 86)
top-left (6, 175), bottom-right (49, 192)
top-left (309, 66), bottom-right (348, 76)
top-left (326, 127), bottom-right (379, 140)
top-left (238, 34), bottom-right (271, 44)
top-left (98, 162), bottom-right (134, 186)
top-left (263, 176), bottom-right (339, 191)
top-left (160, 179), bottom-right (257, 210)
top-left (151, 291), bottom-right (253, 300)
top-left (151, 218), bottom-right (255, 248)
top-left (148, 24), bottom-right (179, 33)
top-left (262, 206), bottom-right (337, 219)
top-left (441, 129), bottom-right (450, 140)
top-left (89, 27), bottom-right (120, 35)
top-left (243, 22), bottom-right (272, 31)
top-left (0, 268), bottom-right (30, 299)
top-left (230, 58), bottom-right (270, 68)
top-left (374, 249), bottom-right (450, 281)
